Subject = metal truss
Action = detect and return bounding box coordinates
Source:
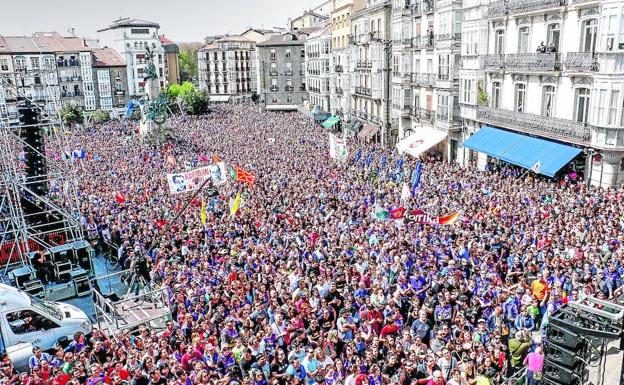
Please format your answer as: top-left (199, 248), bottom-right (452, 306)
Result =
top-left (0, 69), bottom-right (85, 274)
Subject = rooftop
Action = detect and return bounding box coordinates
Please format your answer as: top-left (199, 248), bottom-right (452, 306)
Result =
top-left (0, 36), bottom-right (53, 54)
top-left (92, 47), bottom-right (126, 67)
top-left (98, 18), bottom-right (160, 32)
top-left (33, 32), bottom-right (91, 52)
top-left (256, 32), bottom-right (307, 47)
top-left (217, 35), bottom-right (253, 43)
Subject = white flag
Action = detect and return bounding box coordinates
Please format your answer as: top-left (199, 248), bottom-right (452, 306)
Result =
top-left (530, 161), bottom-right (541, 174)
top-left (401, 182), bottom-right (410, 204)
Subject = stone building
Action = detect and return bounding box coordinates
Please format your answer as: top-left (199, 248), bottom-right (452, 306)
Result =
top-left (305, 26), bottom-right (333, 113)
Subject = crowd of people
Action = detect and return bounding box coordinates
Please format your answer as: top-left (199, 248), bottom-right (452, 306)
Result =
top-left (4, 103), bottom-right (624, 385)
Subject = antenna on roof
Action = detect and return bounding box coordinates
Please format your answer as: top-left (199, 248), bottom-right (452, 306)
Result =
top-left (67, 28), bottom-right (75, 37)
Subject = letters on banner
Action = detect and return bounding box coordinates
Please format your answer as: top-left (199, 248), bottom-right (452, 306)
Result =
top-left (329, 133), bottom-right (348, 162)
top-left (166, 162), bottom-right (227, 195)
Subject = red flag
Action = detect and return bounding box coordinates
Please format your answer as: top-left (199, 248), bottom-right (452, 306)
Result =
top-left (438, 212), bottom-right (460, 225)
top-left (389, 207), bottom-right (406, 219)
top-left (155, 219), bottom-right (167, 229)
top-left (235, 166), bottom-right (256, 186)
top-left (113, 192), bottom-right (126, 204)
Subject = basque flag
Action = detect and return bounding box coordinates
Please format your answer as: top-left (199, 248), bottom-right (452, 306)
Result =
top-left (411, 161), bottom-right (422, 197)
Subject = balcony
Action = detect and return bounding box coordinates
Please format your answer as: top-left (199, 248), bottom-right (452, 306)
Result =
top-left (505, 53), bottom-right (561, 72)
top-left (335, 65), bottom-right (343, 73)
top-left (270, 86), bottom-right (279, 92)
top-left (483, 54), bottom-right (505, 70)
top-left (393, 104), bottom-right (412, 115)
top-left (436, 33), bottom-right (461, 45)
top-left (285, 71), bottom-right (293, 76)
top-left (285, 86), bottom-right (294, 92)
top-left (309, 86), bottom-right (321, 93)
top-left (299, 85), bottom-right (306, 91)
top-left (402, 38), bottom-right (413, 48)
top-left (423, 0), bottom-right (435, 13)
top-left (269, 70), bottom-right (278, 76)
top-left (476, 106), bottom-right (591, 145)
top-left (564, 52), bottom-right (599, 72)
top-left (335, 87), bottom-right (344, 96)
top-left (114, 90), bottom-right (126, 96)
top-left (412, 73), bottom-right (436, 87)
top-left (356, 61), bottom-right (373, 70)
top-left (411, 107), bottom-right (435, 123)
top-left (488, 0), bottom-right (564, 18)
top-left (411, 2), bottom-right (422, 16)
top-left (421, 35), bottom-right (434, 50)
top-left (354, 86), bottom-right (372, 97)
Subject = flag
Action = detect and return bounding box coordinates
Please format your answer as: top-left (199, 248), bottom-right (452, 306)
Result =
top-left (438, 212), bottom-right (460, 225)
top-left (530, 161), bottom-right (541, 174)
top-left (230, 193), bottom-right (242, 216)
top-left (197, 155), bottom-right (210, 163)
top-left (365, 153), bottom-right (372, 167)
top-left (235, 166), bottom-right (256, 186)
top-left (200, 198), bottom-right (207, 225)
top-left (389, 207), bottom-right (406, 219)
top-left (381, 156), bottom-right (387, 169)
top-left (354, 149), bottom-right (362, 164)
top-left (213, 155), bottom-right (222, 163)
top-left (373, 207), bottom-right (390, 220)
top-left (411, 162), bottom-right (422, 197)
top-left (113, 192), bottom-right (126, 204)
top-left (401, 183), bottom-right (410, 203)
top-left (229, 166), bottom-right (237, 180)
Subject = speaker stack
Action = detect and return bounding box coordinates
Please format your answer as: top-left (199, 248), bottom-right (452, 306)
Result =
top-left (544, 296), bottom-right (624, 385)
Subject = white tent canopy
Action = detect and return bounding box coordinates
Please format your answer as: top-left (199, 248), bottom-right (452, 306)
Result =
top-left (396, 129), bottom-right (447, 158)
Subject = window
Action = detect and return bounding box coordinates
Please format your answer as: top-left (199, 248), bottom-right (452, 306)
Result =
top-left (518, 27), bottom-right (530, 54)
top-left (575, 88), bottom-right (590, 123)
top-left (547, 24), bottom-right (561, 52)
top-left (438, 54), bottom-right (449, 79)
top-left (596, 89), bottom-right (607, 124)
top-left (542, 86), bottom-right (555, 117)
top-left (437, 94), bottom-right (449, 119)
top-left (286, 49), bottom-right (291, 59)
top-left (6, 310), bottom-right (59, 334)
top-left (582, 19), bottom-right (598, 52)
top-left (392, 55), bottom-right (399, 74)
top-left (494, 30), bottom-right (505, 54)
top-left (461, 79), bottom-right (474, 105)
top-left (608, 90), bottom-right (620, 125)
top-left (515, 83), bottom-right (526, 112)
top-left (0, 59), bottom-right (8, 71)
top-left (270, 50), bottom-right (276, 60)
top-left (301, 49), bottom-right (305, 58)
top-left (131, 28), bottom-right (149, 34)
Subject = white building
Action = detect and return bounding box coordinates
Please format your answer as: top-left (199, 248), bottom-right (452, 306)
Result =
top-left (329, 0), bottom-right (355, 122)
top-left (305, 25), bottom-right (333, 112)
top-left (459, 0), bottom-right (624, 187)
top-left (349, 0), bottom-right (393, 145)
top-left (197, 36), bottom-right (257, 103)
top-left (98, 18), bottom-right (168, 97)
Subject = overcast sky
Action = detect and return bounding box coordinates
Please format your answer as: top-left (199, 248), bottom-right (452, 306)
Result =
top-left (2, 0), bottom-right (322, 42)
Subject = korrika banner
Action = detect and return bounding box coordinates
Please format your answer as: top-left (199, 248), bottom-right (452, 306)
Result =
top-left (404, 209), bottom-right (460, 225)
top-left (166, 162), bottom-right (227, 194)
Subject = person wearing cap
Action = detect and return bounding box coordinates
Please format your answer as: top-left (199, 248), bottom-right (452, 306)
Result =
top-left (507, 331), bottom-right (531, 376)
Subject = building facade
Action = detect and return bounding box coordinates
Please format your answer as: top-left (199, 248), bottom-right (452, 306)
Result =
top-left (256, 32), bottom-right (309, 110)
top-left (465, 0), bottom-right (624, 187)
top-left (305, 26), bottom-right (333, 112)
top-left (97, 18), bottom-right (169, 97)
top-left (197, 36), bottom-right (257, 103)
top-left (330, 0), bottom-right (356, 120)
top-left (160, 35), bottom-right (181, 85)
top-left (92, 48), bottom-right (130, 113)
top-left (349, 0), bottom-right (393, 144)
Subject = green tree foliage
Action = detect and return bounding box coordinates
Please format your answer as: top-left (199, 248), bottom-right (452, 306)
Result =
top-left (59, 103), bottom-right (83, 126)
top-left (477, 80), bottom-right (489, 107)
top-left (92, 109), bottom-right (111, 124)
top-left (164, 82), bottom-right (209, 115)
top-left (178, 42), bottom-right (203, 82)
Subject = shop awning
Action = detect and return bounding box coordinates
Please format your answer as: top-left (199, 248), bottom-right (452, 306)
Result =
top-left (463, 126), bottom-right (582, 177)
top-left (322, 116), bottom-right (340, 128)
top-left (357, 124), bottom-right (379, 140)
top-left (209, 95), bottom-right (232, 102)
top-left (396, 129), bottom-right (447, 158)
top-left (266, 104), bottom-right (298, 111)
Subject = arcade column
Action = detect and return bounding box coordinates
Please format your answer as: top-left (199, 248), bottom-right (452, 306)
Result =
top-left (590, 151), bottom-right (624, 188)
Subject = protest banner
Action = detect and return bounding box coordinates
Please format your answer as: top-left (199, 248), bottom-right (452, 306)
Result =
top-left (166, 162), bottom-right (227, 194)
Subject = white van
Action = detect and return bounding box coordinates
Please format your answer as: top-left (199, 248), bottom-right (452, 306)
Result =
top-left (0, 283), bottom-right (92, 370)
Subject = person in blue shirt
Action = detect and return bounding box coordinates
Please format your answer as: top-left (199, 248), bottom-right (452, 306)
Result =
top-left (286, 359), bottom-right (307, 384)
top-left (514, 306), bottom-right (535, 333)
top-left (29, 346), bottom-right (52, 370)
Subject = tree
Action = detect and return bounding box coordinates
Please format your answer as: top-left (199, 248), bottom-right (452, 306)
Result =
top-left (92, 109), bottom-right (111, 124)
top-left (181, 88), bottom-right (209, 115)
top-left (477, 80), bottom-right (489, 107)
top-left (178, 42), bottom-right (203, 82)
top-left (59, 103), bottom-right (83, 126)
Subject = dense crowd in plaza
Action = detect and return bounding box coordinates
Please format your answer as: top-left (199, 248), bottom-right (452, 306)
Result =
top-left (3, 104), bottom-right (624, 385)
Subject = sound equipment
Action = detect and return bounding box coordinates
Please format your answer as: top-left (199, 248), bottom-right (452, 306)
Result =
top-left (70, 268), bottom-right (90, 296)
top-left (543, 359), bottom-right (584, 385)
top-left (546, 322), bottom-right (583, 350)
top-left (44, 281), bottom-right (76, 301)
top-left (48, 244), bottom-right (71, 263)
top-left (18, 101), bottom-right (47, 198)
top-left (544, 340), bottom-right (585, 368)
top-left (71, 240), bottom-right (94, 272)
top-left (8, 265), bottom-right (35, 289)
top-left (54, 261), bottom-right (73, 282)
top-left (23, 279), bottom-right (44, 299)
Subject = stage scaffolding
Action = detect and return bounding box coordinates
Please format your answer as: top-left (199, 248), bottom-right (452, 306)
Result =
top-left (0, 69), bottom-right (85, 274)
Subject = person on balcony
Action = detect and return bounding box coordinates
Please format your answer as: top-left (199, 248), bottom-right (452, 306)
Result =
top-left (536, 42), bottom-right (546, 53)
top-left (547, 42), bottom-right (557, 53)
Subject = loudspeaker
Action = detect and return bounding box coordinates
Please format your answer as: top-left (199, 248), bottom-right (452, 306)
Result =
top-left (72, 240), bottom-right (94, 272)
top-left (545, 341), bottom-right (585, 368)
top-left (543, 359), bottom-right (583, 385)
top-left (546, 322), bottom-right (583, 350)
top-left (18, 101), bottom-right (47, 197)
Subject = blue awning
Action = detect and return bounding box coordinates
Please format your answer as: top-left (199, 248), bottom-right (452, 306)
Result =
top-left (464, 126), bottom-right (582, 177)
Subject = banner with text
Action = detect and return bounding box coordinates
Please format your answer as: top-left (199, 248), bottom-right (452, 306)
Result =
top-left (329, 133), bottom-right (348, 162)
top-left (166, 162), bottom-right (227, 194)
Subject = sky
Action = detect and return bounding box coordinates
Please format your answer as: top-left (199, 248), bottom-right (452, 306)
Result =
top-left (1, 0), bottom-right (323, 43)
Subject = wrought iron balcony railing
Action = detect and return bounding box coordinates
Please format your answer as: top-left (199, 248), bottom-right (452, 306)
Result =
top-left (476, 106), bottom-right (591, 145)
top-left (564, 52), bottom-right (599, 72)
top-left (436, 33), bottom-right (461, 43)
top-left (505, 53), bottom-right (561, 72)
top-left (489, 0), bottom-right (564, 17)
top-left (422, 35), bottom-right (434, 49)
top-left (483, 54), bottom-right (505, 70)
top-left (402, 38), bottom-right (413, 47)
top-left (335, 65), bottom-right (343, 73)
top-left (355, 86), bottom-right (372, 97)
top-left (411, 2), bottom-right (422, 16)
top-left (270, 86), bottom-right (279, 92)
top-left (423, 0), bottom-right (435, 13)
top-left (411, 107), bottom-right (435, 122)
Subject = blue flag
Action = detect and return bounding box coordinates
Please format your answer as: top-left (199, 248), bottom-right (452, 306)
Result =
top-left (365, 153), bottom-right (372, 167)
top-left (397, 157), bottom-right (404, 172)
top-left (411, 161), bottom-right (422, 197)
top-left (381, 156), bottom-right (387, 169)
top-left (354, 149), bottom-right (362, 164)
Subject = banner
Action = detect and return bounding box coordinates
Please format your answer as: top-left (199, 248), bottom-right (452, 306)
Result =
top-left (329, 133), bottom-right (348, 162)
top-left (404, 209), bottom-right (460, 225)
top-left (166, 162), bottom-right (227, 195)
